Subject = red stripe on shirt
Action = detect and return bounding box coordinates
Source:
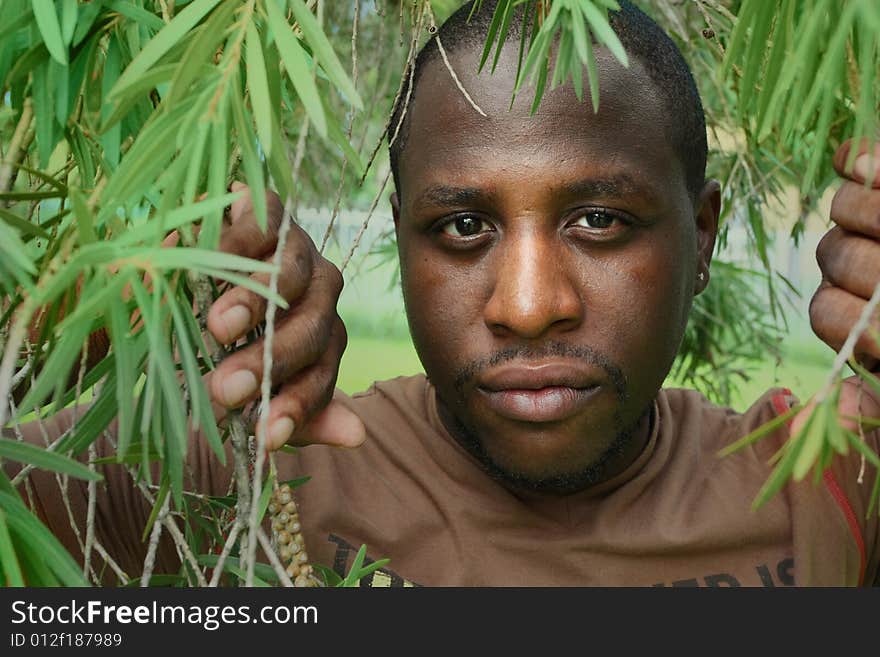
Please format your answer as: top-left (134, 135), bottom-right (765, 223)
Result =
top-left (771, 390), bottom-right (866, 586)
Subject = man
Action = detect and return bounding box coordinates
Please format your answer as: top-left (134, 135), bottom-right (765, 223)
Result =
top-left (9, 1), bottom-right (880, 586)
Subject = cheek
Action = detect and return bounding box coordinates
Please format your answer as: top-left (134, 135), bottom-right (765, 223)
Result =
top-left (600, 230), bottom-right (693, 371)
top-left (399, 242), bottom-right (488, 368)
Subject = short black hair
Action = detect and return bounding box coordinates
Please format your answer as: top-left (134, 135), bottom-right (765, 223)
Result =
top-left (387, 0), bottom-right (707, 201)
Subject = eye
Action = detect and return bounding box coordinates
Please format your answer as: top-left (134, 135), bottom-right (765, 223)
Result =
top-left (439, 214), bottom-right (493, 238)
top-left (572, 209), bottom-right (617, 229)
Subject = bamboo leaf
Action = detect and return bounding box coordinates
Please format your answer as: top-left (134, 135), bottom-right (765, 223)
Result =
top-left (112, 0), bottom-right (222, 93)
top-left (0, 491), bottom-right (90, 586)
top-left (0, 208), bottom-right (50, 240)
top-left (579, 1), bottom-right (628, 68)
top-left (0, 508), bottom-right (25, 587)
top-left (287, 0), bottom-right (363, 110)
top-left (718, 402), bottom-right (802, 457)
top-left (246, 20), bottom-right (273, 156)
top-left (230, 86), bottom-right (268, 231)
top-left (0, 439), bottom-right (102, 482)
top-left (33, 0), bottom-right (68, 66)
top-left (266, 0), bottom-right (328, 139)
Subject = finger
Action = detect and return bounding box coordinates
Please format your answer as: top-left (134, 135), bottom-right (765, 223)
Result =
top-left (290, 401), bottom-right (366, 449)
top-left (809, 284), bottom-right (880, 361)
top-left (816, 227), bottom-right (880, 298)
top-left (218, 182), bottom-right (285, 259)
top-left (206, 228), bottom-right (321, 345)
top-left (829, 181), bottom-right (880, 237)
top-left (258, 321), bottom-right (357, 449)
top-left (833, 138), bottom-right (880, 187)
top-left (210, 275), bottom-right (343, 409)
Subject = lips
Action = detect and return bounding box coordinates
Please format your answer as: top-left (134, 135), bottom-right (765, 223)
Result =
top-left (475, 363), bottom-right (603, 423)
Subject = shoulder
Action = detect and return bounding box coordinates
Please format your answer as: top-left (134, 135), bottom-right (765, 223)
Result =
top-left (340, 374), bottom-right (432, 422)
top-left (659, 386), bottom-right (796, 459)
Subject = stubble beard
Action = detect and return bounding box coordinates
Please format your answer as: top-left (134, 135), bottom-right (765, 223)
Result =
top-left (436, 341), bottom-right (653, 496)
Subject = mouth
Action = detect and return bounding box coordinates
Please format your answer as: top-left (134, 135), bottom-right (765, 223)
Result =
top-left (475, 363), bottom-right (604, 423)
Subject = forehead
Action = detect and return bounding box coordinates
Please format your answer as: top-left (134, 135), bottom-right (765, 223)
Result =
top-left (397, 43), bottom-right (686, 207)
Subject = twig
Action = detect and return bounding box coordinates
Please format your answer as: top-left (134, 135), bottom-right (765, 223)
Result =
top-left (140, 494), bottom-right (170, 587)
top-left (359, 4), bottom-right (424, 185)
top-left (93, 541), bottom-right (129, 585)
top-left (434, 34), bottom-right (487, 117)
top-left (257, 528), bottom-right (295, 587)
top-left (208, 523), bottom-right (241, 587)
top-left (0, 98), bottom-right (35, 202)
top-left (815, 281), bottom-right (880, 404)
top-left (245, 189), bottom-right (299, 586)
top-left (340, 168), bottom-right (392, 273)
top-left (320, 1), bottom-right (361, 254)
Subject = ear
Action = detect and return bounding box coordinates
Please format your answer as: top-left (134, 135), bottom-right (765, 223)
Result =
top-left (391, 191), bottom-right (401, 236)
top-left (694, 179), bottom-right (720, 295)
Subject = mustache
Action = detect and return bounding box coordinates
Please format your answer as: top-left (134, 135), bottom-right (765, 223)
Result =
top-left (452, 342), bottom-right (628, 401)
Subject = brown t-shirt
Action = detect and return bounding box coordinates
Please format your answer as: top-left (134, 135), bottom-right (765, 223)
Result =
top-left (13, 375), bottom-right (880, 586)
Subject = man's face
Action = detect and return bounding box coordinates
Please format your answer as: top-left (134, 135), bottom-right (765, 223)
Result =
top-left (392, 44), bottom-right (718, 494)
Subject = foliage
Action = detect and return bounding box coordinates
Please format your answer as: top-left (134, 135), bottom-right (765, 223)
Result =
top-left (0, 0), bottom-right (878, 586)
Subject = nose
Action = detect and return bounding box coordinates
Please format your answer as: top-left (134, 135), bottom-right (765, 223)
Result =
top-left (483, 228), bottom-right (584, 339)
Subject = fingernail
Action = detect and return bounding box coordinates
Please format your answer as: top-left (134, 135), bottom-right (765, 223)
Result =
top-left (268, 417), bottom-right (295, 447)
top-left (854, 154), bottom-right (878, 183)
top-left (220, 370), bottom-right (258, 407)
top-left (220, 305), bottom-right (251, 340)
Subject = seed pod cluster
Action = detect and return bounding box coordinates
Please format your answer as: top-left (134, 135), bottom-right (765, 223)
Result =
top-left (268, 484), bottom-right (320, 587)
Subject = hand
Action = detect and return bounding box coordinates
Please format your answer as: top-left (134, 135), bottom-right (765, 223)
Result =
top-left (796, 139), bottom-right (880, 435)
top-left (205, 183), bottom-right (365, 451)
top-left (812, 139), bottom-right (880, 364)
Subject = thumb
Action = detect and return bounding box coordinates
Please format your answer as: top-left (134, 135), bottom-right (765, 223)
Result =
top-left (271, 399), bottom-right (366, 451)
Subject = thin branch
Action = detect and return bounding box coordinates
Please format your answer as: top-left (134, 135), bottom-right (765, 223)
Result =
top-left (816, 281), bottom-right (880, 404)
top-left (340, 168), bottom-right (392, 273)
top-left (426, 6), bottom-right (486, 117)
top-left (140, 494), bottom-right (170, 587)
top-left (208, 523), bottom-right (240, 587)
top-left (359, 4), bottom-right (424, 185)
top-left (0, 98), bottom-right (35, 202)
top-left (257, 527), bottom-right (295, 587)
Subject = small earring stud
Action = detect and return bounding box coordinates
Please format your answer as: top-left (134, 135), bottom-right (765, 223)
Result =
top-left (698, 272), bottom-right (706, 282)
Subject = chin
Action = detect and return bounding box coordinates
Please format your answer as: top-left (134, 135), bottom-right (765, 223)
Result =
top-left (449, 413), bottom-right (639, 496)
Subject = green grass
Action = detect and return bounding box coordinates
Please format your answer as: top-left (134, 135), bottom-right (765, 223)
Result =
top-left (337, 336), bottom-right (425, 395)
top-left (338, 333), bottom-right (837, 411)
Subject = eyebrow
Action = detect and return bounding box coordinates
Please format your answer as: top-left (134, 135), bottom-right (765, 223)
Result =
top-left (560, 174), bottom-right (657, 202)
top-left (415, 185), bottom-right (489, 208)
top-left (414, 174), bottom-right (659, 209)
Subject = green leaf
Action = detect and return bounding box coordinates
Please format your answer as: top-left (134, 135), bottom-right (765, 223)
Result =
top-left (0, 208), bottom-right (50, 240)
top-left (141, 476), bottom-right (170, 542)
top-left (69, 187), bottom-right (97, 245)
top-left (196, 555), bottom-right (276, 585)
top-left (0, 438), bottom-right (102, 482)
top-left (718, 402), bottom-right (803, 457)
top-left (0, 508), bottom-right (25, 587)
top-left (579, 1), bottom-right (628, 68)
top-left (106, 0), bottom-right (166, 33)
top-left (33, 0), bottom-right (68, 65)
top-left (230, 86), bottom-right (268, 231)
top-left (0, 491), bottom-right (90, 586)
top-left (266, 0), bottom-right (328, 139)
top-left (246, 20), bottom-right (274, 155)
top-left (793, 400), bottom-right (833, 481)
top-left (59, 0), bottom-right (77, 45)
top-left (112, 0), bottom-right (222, 93)
top-left (108, 293), bottom-right (143, 458)
top-left (287, 0), bottom-right (363, 110)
